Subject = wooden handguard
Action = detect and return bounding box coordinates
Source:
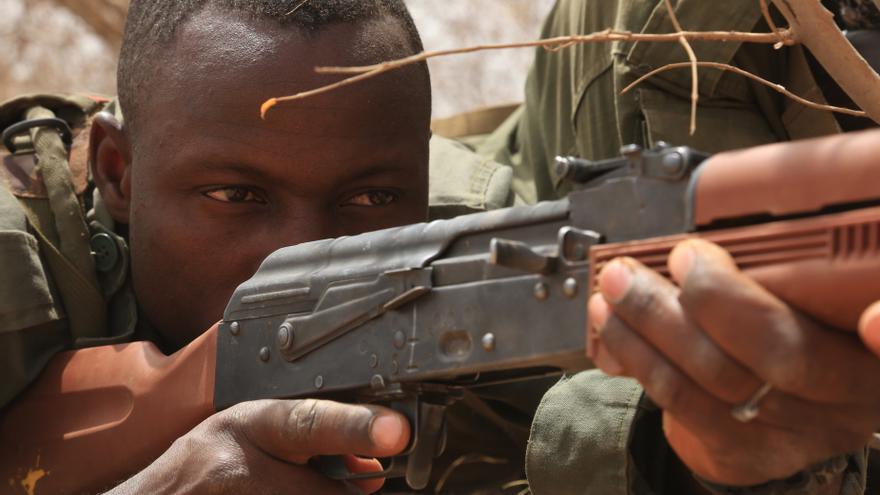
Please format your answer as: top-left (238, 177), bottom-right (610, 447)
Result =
top-left (590, 205), bottom-right (880, 331)
top-left (590, 129), bottom-right (880, 332)
top-left (0, 324), bottom-right (218, 494)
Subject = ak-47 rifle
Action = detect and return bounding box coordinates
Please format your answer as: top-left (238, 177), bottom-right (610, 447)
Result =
top-left (4, 130), bottom-right (880, 493)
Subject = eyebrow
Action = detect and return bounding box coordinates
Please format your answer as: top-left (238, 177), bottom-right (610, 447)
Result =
top-left (194, 158), bottom-right (413, 189)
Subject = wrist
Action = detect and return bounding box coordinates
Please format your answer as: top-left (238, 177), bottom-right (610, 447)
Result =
top-left (696, 453), bottom-right (861, 495)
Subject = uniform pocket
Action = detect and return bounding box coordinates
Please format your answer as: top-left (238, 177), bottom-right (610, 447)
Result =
top-left (638, 88), bottom-right (780, 152)
top-left (0, 230), bottom-right (62, 332)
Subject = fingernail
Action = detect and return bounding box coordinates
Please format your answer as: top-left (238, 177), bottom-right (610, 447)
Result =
top-left (370, 414), bottom-right (404, 451)
top-left (586, 294), bottom-right (609, 360)
top-left (588, 293), bottom-right (610, 330)
top-left (859, 301), bottom-right (880, 357)
top-left (598, 259), bottom-right (633, 304)
top-left (668, 241), bottom-right (696, 284)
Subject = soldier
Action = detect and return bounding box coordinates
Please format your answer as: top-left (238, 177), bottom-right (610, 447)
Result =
top-left (1, 1), bottom-right (879, 495)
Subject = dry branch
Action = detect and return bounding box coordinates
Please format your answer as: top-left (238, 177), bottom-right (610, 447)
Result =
top-left (260, 29), bottom-right (794, 118)
top-left (663, 0), bottom-right (699, 135)
top-left (261, 0), bottom-right (880, 128)
top-left (621, 61), bottom-right (867, 117)
top-left (771, 0), bottom-right (880, 122)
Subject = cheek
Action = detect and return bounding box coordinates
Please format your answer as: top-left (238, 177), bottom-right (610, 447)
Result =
top-left (127, 194), bottom-right (267, 346)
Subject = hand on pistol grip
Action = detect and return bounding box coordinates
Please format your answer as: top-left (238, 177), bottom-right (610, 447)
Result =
top-left (109, 399), bottom-right (409, 494)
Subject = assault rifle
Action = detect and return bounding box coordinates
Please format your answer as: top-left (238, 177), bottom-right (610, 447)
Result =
top-left (4, 131), bottom-right (880, 493)
top-left (214, 131), bottom-right (880, 488)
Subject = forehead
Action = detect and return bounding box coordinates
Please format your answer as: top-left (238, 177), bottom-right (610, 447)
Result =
top-left (137, 6), bottom-right (428, 148)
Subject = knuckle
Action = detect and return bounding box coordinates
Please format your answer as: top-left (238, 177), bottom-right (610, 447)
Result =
top-left (645, 363), bottom-right (687, 410)
top-left (213, 401), bottom-right (258, 434)
top-left (621, 277), bottom-right (670, 326)
top-left (286, 399), bottom-right (323, 444)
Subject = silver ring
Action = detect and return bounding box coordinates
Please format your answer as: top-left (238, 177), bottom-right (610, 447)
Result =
top-left (731, 383), bottom-right (773, 423)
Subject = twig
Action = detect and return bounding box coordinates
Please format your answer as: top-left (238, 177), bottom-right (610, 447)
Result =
top-left (284, 0), bottom-right (309, 16)
top-left (759, 0), bottom-right (791, 48)
top-left (771, 0), bottom-right (880, 123)
top-left (664, 0), bottom-right (699, 135)
top-left (259, 29), bottom-right (795, 118)
top-left (621, 61), bottom-right (867, 117)
top-left (432, 454), bottom-right (508, 494)
top-left (502, 480), bottom-right (530, 491)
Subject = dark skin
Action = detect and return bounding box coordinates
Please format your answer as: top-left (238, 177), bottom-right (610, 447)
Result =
top-left (591, 240), bottom-right (880, 492)
top-left (90, 6), bottom-right (424, 493)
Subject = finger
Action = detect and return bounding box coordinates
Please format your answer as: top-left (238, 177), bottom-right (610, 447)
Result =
top-left (669, 239), bottom-right (880, 405)
top-left (595, 316), bottom-right (865, 484)
top-left (345, 455), bottom-right (385, 494)
top-left (236, 399), bottom-right (410, 463)
top-left (596, 257), bottom-right (762, 403)
top-left (587, 293), bottom-right (625, 375)
top-left (596, 310), bottom-right (737, 434)
top-left (858, 301), bottom-right (880, 358)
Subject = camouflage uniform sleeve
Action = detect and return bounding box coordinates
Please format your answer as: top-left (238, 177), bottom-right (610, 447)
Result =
top-left (698, 453), bottom-right (869, 495)
top-left (0, 181), bottom-right (67, 409)
top-left (526, 371), bottom-right (648, 494)
top-left (427, 135), bottom-right (518, 219)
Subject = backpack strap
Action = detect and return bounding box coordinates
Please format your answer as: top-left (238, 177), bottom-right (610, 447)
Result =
top-left (1, 97), bottom-right (109, 341)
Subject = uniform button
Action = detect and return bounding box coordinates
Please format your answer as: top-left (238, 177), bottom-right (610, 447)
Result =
top-left (90, 233), bottom-right (119, 272)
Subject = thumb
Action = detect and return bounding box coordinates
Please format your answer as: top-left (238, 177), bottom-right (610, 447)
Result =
top-left (858, 301), bottom-right (880, 358)
top-left (234, 399), bottom-right (410, 463)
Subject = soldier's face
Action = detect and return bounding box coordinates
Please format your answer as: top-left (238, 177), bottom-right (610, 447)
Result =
top-left (97, 9), bottom-right (431, 349)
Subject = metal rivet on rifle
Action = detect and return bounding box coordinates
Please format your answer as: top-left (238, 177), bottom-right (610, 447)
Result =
top-left (534, 282), bottom-right (549, 301)
top-left (481, 333), bottom-right (496, 352)
top-left (314, 375), bottom-right (324, 389)
top-left (563, 278), bottom-right (579, 298)
top-left (393, 330), bottom-right (406, 349)
top-left (369, 354), bottom-right (379, 368)
top-left (277, 323), bottom-right (294, 350)
top-left (229, 322), bottom-right (240, 336)
top-left (662, 152), bottom-right (684, 175)
top-left (370, 374), bottom-right (386, 390)
top-left (259, 347), bottom-right (270, 362)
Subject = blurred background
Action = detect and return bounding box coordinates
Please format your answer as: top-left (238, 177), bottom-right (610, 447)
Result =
top-left (0, 0), bottom-right (555, 118)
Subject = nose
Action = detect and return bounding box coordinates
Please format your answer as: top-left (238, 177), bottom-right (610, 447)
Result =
top-left (271, 207), bottom-right (342, 250)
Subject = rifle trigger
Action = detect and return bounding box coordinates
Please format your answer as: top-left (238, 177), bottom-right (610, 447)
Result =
top-left (405, 402), bottom-right (448, 490)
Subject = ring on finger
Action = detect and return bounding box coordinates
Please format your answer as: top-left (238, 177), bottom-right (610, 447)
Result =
top-left (731, 383), bottom-right (772, 423)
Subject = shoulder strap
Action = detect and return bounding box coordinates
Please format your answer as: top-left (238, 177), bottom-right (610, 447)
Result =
top-left (1, 98), bottom-right (108, 340)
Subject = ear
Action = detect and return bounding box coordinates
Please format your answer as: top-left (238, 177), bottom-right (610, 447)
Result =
top-left (89, 112), bottom-right (133, 224)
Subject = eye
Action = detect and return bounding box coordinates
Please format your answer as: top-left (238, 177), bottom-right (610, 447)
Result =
top-left (344, 190), bottom-right (400, 207)
top-left (202, 186), bottom-right (266, 204)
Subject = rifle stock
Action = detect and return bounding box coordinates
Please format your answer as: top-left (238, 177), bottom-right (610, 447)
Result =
top-left (0, 324), bottom-right (217, 494)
